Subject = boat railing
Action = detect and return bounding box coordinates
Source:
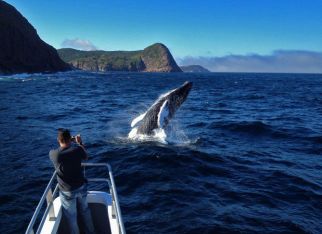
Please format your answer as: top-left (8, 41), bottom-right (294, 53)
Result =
top-left (83, 163), bottom-right (126, 234)
top-left (25, 163), bottom-right (125, 234)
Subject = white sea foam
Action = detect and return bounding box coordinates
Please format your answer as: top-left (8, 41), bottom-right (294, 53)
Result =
top-left (128, 127), bottom-right (167, 144)
top-left (0, 73), bottom-right (29, 81)
top-left (128, 114), bottom-right (195, 145)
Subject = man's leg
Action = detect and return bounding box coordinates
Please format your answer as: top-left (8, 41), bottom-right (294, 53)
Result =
top-left (60, 190), bottom-right (80, 234)
top-left (77, 184), bottom-right (95, 234)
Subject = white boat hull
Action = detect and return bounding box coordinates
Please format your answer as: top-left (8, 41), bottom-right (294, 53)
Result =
top-left (40, 191), bottom-right (120, 234)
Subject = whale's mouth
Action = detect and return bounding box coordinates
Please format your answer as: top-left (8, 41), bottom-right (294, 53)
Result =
top-left (183, 81), bottom-right (193, 90)
top-left (172, 81), bottom-right (193, 105)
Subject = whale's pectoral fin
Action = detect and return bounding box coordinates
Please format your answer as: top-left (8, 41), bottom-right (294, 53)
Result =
top-left (158, 100), bottom-right (170, 128)
top-left (131, 112), bottom-right (146, 127)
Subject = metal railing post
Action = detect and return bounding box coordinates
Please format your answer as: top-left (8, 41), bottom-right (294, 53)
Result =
top-left (107, 164), bottom-right (126, 234)
top-left (46, 188), bottom-right (56, 221)
top-left (25, 171), bottom-right (57, 234)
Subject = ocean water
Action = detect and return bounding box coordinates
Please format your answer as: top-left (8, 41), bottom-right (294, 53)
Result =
top-left (0, 71), bottom-right (322, 234)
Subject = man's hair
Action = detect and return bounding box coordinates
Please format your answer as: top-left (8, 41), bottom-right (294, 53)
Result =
top-left (57, 128), bottom-right (71, 144)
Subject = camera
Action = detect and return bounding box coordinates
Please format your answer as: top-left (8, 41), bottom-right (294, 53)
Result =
top-left (71, 134), bottom-right (81, 142)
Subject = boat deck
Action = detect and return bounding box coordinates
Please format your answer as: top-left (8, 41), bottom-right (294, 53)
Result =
top-left (26, 163), bottom-right (125, 234)
top-left (56, 194), bottom-right (112, 234)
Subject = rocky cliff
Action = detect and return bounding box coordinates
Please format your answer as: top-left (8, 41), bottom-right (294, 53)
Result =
top-left (0, 1), bottom-right (70, 75)
top-left (141, 43), bottom-right (182, 72)
top-left (58, 43), bottom-right (182, 72)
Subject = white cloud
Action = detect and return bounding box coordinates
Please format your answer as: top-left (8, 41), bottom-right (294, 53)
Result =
top-left (61, 38), bottom-right (98, 51)
top-left (177, 50), bottom-right (322, 73)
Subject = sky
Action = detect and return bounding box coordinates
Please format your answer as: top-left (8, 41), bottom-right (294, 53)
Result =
top-left (6, 0), bottom-right (322, 73)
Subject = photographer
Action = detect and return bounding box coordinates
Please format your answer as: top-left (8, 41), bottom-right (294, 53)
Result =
top-left (49, 128), bottom-right (95, 234)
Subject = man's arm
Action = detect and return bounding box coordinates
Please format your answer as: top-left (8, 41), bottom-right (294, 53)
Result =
top-left (49, 149), bottom-right (59, 167)
top-left (79, 144), bottom-right (89, 160)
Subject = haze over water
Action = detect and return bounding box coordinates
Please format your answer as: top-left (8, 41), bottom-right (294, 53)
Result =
top-left (0, 71), bottom-right (322, 233)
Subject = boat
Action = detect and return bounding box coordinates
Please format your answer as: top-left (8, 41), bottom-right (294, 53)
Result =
top-left (25, 163), bottom-right (126, 234)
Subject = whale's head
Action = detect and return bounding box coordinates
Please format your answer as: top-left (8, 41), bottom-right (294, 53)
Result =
top-left (168, 81), bottom-right (193, 109)
top-left (179, 81), bottom-right (193, 97)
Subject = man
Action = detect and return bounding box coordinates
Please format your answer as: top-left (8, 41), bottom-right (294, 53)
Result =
top-left (49, 128), bottom-right (95, 234)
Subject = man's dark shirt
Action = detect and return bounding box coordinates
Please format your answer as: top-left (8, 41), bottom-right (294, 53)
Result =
top-left (49, 145), bottom-right (87, 191)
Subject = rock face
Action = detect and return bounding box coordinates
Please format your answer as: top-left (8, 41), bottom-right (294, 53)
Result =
top-left (58, 43), bottom-right (182, 72)
top-left (0, 1), bottom-right (70, 75)
top-left (180, 65), bottom-right (210, 72)
top-left (141, 43), bottom-right (182, 72)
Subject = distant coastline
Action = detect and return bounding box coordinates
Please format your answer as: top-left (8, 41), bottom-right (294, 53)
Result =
top-left (58, 43), bottom-right (182, 73)
top-left (180, 65), bottom-right (210, 73)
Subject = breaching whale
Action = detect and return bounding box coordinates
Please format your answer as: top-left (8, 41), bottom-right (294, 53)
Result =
top-left (130, 81), bottom-right (193, 136)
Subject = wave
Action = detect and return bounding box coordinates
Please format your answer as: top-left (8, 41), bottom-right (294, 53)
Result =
top-left (229, 121), bottom-right (271, 134)
top-left (208, 120), bottom-right (300, 140)
top-left (268, 170), bottom-right (322, 191)
top-left (307, 135), bottom-right (322, 144)
top-left (240, 94), bottom-right (266, 100)
top-left (210, 121), bottom-right (273, 135)
top-left (16, 116), bottom-right (28, 120)
top-left (187, 122), bottom-right (208, 128)
top-left (38, 113), bottom-right (69, 121)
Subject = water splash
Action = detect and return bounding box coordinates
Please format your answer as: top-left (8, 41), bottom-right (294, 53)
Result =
top-left (128, 127), bottom-right (167, 144)
top-left (128, 115), bottom-right (197, 145)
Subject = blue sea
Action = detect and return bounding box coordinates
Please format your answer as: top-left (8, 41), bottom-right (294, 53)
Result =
top-left (0, 71), bottom-right (322, 234)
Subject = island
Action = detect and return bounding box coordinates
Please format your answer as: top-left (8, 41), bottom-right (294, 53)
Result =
top-left (0, 1), bottom-right (70, 75)
top-left (58, 43), bottom-right (182, 73)
top-left (180, 65), bottom-right (210, 73)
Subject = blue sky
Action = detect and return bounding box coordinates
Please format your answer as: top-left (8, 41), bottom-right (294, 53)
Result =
top-left (6, 0), bottom-right (322, 72)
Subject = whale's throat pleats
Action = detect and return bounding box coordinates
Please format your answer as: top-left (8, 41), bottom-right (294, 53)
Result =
top-left (158, 100), bottom-right (169, 128)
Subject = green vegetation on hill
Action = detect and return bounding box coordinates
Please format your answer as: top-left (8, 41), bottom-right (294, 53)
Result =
top-left (58, 49), bottom-right (143, 71)
top-left (58, 43), bottom-right (182, 72)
